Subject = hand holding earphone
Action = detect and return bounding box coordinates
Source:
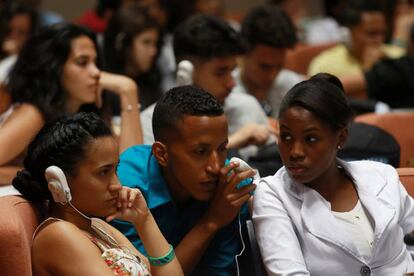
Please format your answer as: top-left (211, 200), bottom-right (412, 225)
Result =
top-left (230, 157), bottom-right (260, 182)
top-left (203, 160), bottom-right (256, 230)
top-left (105, 187), bottom-right (151, 225)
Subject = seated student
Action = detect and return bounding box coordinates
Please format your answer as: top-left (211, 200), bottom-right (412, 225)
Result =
top-left (12, 112), bottom-right (183, 276)
top-left (0, 23), bottom-right (142, 188)
top-left (253, 73), bottom-right (414, 275)
top-left (234, 4), bottom-right (303, 118)
top-left (77, 0), bottom-right (121, 34)
top-left (0, 1), bottom-right (38, 117)
top-left (140, 14), bottom-right (276, 158)
top-left (104, 3), bottom-right (163, 110)
top-left (308, 0), bottom-right (404, 77)
top-left (113, 86), bottom-right (257, 275)
top-left (0, 1), bottom-right (38, 82)
top-left (340, 23), bottom-right (414, 108)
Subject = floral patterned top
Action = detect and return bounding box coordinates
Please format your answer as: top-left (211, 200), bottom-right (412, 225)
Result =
top-left (89, 235), bottom-right (151, 276)
top-left (33, 218), bottom-right (151, 276)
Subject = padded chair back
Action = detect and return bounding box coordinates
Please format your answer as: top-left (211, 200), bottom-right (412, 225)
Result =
top-left (338, 122), bottom-right (400, 167)
top-left (354, 112), bottom-right (414, 167)
top-left (284, 42), bottom-right (337, 75)
top-left (0, 195), bottom-right (43, 276)
top-left (398, 167), bottom-right (414, 196)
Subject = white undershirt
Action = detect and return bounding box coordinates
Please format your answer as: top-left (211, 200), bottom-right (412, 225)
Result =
top-left (332, 200), bottom-right (375, 260)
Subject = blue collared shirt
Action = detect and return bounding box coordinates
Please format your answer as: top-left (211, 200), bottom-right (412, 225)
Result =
top-left (112, 145), bottom-right (248, 276)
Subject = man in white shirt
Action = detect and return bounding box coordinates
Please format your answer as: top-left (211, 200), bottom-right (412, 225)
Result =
top-left (141, 14), bottom-right (275, 158)
top-left (234, 5), bottom-right (303, 118)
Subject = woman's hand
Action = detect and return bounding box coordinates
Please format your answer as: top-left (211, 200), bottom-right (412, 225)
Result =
top-left (96, 71), bottom-right (139, 108)
top-left (106, 187), bottom-right (150, 225)
top-left (99, 71), bottom-right (138, 96)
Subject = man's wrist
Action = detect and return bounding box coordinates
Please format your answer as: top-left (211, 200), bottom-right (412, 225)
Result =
top-left (199, 216), bottom-right (221, 234)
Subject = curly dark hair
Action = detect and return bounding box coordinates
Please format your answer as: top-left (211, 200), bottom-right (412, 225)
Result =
top-left (12, 112), bottom-right (112, 202)
top-left (241, 5), bottom-right (297, 51)
top-left (7, 23), bottom-right (99, 122)
top-left (96, 0), bottom-right (121, 18)
top-left (173, 14), bottom-right (245, 62)
top-left (153, 85), bottom-right (223, 141)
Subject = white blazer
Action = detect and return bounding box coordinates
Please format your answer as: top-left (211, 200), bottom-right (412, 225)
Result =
top-left (253, 160), bottom-right (414, 276)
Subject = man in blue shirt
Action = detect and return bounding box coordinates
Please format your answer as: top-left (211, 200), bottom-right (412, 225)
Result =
top-left (114, 86), bottom-right (256, 275)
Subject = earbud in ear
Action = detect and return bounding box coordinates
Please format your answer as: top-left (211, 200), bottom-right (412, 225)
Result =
top-left (176, 60), bottom-right (194, 86)
top-left (45, 166), bottom-right (72, 205)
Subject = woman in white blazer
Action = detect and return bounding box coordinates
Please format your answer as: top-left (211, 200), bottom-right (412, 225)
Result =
top-left (253, 73), bottom-right (414, 276)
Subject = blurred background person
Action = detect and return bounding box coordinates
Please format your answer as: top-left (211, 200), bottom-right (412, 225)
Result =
top-left (77, 0), bottom-right (121, 34)
top-left (0, 23), bottom-right (142, 193)
top-left (104, 3), bottom-right (162, 110)
top-left (234, 4), bottom-right (302, 119)
top-left (0, 1), bottom-right (38, 116)
top-left (308, 0), bottom-right (405, 77)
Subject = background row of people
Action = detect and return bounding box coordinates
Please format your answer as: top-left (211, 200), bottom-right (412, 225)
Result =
top-left (1, 0), bottom-right (414, 275)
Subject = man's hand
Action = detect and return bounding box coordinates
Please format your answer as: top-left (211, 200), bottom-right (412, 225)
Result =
top-left (202, 161), bottom-right (256, 230)
top-left (362, 45), bottom-right (385, 72)
top-left (228, 123), bottom-right (277, 149)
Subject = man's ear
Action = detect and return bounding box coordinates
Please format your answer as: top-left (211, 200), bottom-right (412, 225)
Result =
top-left (152, 141), bottom-right (168, 167)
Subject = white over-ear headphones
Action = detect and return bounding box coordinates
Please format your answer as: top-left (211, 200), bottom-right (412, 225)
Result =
top-left (176, 60), bottom-right (194, 86)
top-left (44, 167), bottom-right (116, 244)
top-left (45, 166), bottom-right (72, 205)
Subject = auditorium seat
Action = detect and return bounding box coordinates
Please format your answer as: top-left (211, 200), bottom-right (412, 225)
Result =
top-left (354, 112), bottom-right (414, 167)
top-left (0, 195), bottom-right (44, 276)
top-left (284, 42), bottom-right (337, 75)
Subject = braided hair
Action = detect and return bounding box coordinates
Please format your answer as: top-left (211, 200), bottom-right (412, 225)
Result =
top-left (12, 112), bottom-right (112, 202)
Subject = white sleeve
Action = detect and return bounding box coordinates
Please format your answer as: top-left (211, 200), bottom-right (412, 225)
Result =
top-left (140, 104), bottom-right (155, 145)
top-left (224, 92), bottom-right (269, 135)
top-left (252, 179), bottom-right (310, 276)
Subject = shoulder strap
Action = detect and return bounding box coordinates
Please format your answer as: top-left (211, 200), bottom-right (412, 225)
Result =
top-left (32, 217), bottom-right (62, 241)
top-left (87, 234), bottom-right (111, 252)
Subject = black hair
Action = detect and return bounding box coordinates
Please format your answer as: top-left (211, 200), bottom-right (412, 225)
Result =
top-left (0, 1), bottom-right (38, 59)
top-left (7, 23), bottom-right (98, 123)
top-left (96, 0), bottom-right (121, 18)
top-left (103, 3), bottom-right (160, 75)
top-left (241, 5), bottom-right (297, 51)
top-left (153, 85), bottom-right (224, 141)
top-left (12, 112), bottom-right (112, 203)
top-left (338, 0), bottom-right (384, 28)
top-left (173, 14), bottom-right (244, 62)
top-left (279, 73), bottom-right (353, 131)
